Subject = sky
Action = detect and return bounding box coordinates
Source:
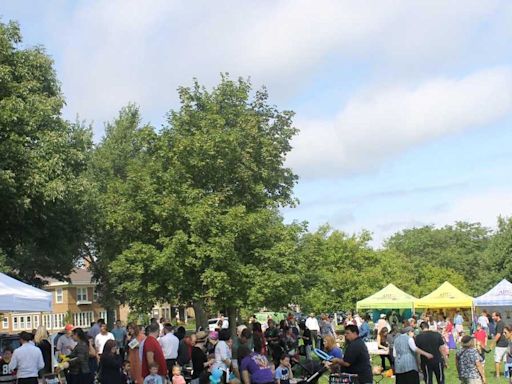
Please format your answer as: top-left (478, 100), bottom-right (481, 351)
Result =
top-left (3, 0), bottom-right (512, 246)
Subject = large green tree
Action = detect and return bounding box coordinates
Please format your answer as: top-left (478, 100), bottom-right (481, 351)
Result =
top-left (384, 222), bottom-right (490, 295)
top-left (84, 105), bottom-right (161, 321)
top-left (0, 20), bottom-right (92, 283)
top-left (109, 76), bottom-right (300, 331)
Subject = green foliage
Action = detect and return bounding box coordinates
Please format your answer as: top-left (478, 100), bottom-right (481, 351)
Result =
top-left (104, 77), bottom-right (302, 324)
top-left (384, 222), bottom-right (491, 295)
top-left (0, 20), bottom-right (93, 283)
top-left (484, 216), bottom-right (512, 285)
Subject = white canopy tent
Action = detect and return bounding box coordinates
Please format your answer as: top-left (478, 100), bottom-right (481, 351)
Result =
top-left (474, 279), bottom-right (512, 308)
top-left (0, 272), bottom-right (52, 312)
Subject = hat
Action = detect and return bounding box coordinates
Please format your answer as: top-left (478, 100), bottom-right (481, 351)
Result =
top-left (401, 326), bottom-right (414, 334)
top-left (196, 331), bottom-right (208, 342)
top-left (209, 331), bottom-right (218, 341)
top-left (380, 314), bottom-right (386, 319)
top-left (461, 335), bottom-right (474, 347)
top-left (64, 324), bottom-right (74, 332)
top-left (309, 313), bottom-right (315, 317)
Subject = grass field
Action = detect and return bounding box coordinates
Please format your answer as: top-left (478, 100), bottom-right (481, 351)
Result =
top-left (313, 353), bottom-right (510, 384)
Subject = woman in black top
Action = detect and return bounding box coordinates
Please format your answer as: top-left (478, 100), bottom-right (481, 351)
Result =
top-left (34, 326), bottom-right (52, 375)
top-left (65, 328), bottom-right (93, 384)
top-left (99, 339), bottom-right (122, 384)
top-left (191, 332), bottom-right (210, 384)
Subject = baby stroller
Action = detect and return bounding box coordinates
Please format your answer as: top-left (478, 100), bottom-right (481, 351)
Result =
top-left (292, 357), bottom-right (329, 384)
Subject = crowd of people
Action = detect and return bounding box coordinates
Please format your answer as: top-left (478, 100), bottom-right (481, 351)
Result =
top-left (0, 310), bottom-right (511, 384)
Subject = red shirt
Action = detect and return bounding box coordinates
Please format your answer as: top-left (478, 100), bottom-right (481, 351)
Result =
top-left (474, 329), bottom-right (487, 346)
top-left (141, 335), bottom-right (168, 377)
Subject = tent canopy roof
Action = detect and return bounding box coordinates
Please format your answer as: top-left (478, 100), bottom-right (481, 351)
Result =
top-left (415, 281), bottom-right (473, 309)
top-left (357, 283), bottom-right (417, 310)
top-left (474, 279), bottom-right (512, 307)
top-left (0, 272), bottom-right (52, 313)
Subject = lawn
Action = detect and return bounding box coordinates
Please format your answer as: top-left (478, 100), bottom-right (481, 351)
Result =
top-left (312, 353), bottom-right (509, 384)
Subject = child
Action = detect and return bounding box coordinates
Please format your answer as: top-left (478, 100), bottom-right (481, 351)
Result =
top-left (275, 355), bottom-right (293, 384)
top-left (144, 362), bottom-right (164, 384)
top-left (122, 360), bottom-right (134, 384)
top-left (172, 365), bottom-right (186, 384)
top-left (0, 347), bottom-right (15, 384)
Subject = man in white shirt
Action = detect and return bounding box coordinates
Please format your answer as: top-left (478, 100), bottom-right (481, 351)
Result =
top-left (9, 331), bottom-right (44, 384)
top-left (305, 313), bottom-right (320, 348)
top-left (159, 323), bottom-right (179, 375)
top-left (94, 323), bottom-right (114, 355)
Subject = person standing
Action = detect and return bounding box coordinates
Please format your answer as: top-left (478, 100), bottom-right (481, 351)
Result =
top-left (8, 331), bottom-right (44, 384)
top-left (305, 314), bottom-right (320, 349)
top-left (141, 324), bottom-right (167, 379)
top-left (159, 323), bottom-right (179, 376)
top-left (415, 322), bottom-right (448, 384)
top-left (456, 335), bottom-right (486, 384)
top-left (127, 323), bottom-right (145, 384)
top-left (328, 325), bottom-right (373, 384)
top-left (359, 316), bottom-right (370, 342)
top-left (63, 328), bottom-right (93, 384)
top-left (319, 314), bottom-right (335, 350)
top-left (393, 327), bottom-right (433, 384)
top-left (454, 311), bottom-right (464, 340)
top-left (0, 347), bottom-right (16, 384)
top-left (34, 326), bottom-right (52, 375)
top-left (95, 323), bottom-right (115, 356)
top-left (376, 314), bottom-right (391, 334)
top-left (99, 340), bottom-right (122, 384)
top-left (491, 311), bottom-right (508, 378)
top-left (191, 331), bottom-right (211, 384)
top-left (88, 319), bottom-right (104, 340)
top-left (113, 320), bottom-right (128, 361)
top-left (57, 324), bottom-right (78, 356)
top-left (477, 311), bottom-right (489, 336)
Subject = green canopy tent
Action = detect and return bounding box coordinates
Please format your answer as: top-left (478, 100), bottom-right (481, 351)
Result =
top-left (357, 283), bottom-right (417, 311)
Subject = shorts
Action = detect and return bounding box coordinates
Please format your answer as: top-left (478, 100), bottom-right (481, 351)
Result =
top-left (495, 346), bottom-right (508, 363)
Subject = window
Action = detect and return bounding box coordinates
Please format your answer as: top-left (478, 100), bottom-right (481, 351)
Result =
top-left (52, 313), bottom-right (65, 329)
top-left (98, 311), bottom-right (107, 322)
top-left (93, 288), bottom-right (99, 302)
top-left (77, 287), bottom-right (88, 301)
top-left (13, 317), bottom-right (18, 330)
top-left (55, 288), bottom-right (63, 304)
top-left (2, 317), bottom-right (8, 329)
top-left (73, 312), bottom-right (93, 328)
top-left (42, 314), bottom-right (50, 329)
top-left (26, 316), bottom-right (31, 330)
top-left (33, 315), bottom-right (39, 328)
top-left (19, 316), bottom-right (25, 329)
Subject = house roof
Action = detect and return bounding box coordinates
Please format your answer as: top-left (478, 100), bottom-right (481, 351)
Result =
top-left (45, 269), bottom-right (94, 287)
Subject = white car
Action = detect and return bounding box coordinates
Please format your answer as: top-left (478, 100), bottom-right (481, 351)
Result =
top-left (208, 318), bottom-right (229, 331)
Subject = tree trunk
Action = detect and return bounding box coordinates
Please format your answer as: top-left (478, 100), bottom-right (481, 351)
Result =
top-left (193, 299), bottom-right (208, 331)
top-left (227, 307), bottom-right (237, 337)
top-left (106, 307), bottom-right (115, 330)
top-left (178, 306), bottom-right (186, 324)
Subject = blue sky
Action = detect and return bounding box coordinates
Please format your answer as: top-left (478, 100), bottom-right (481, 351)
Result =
top-left (3, 0), bottom-right (512, 245)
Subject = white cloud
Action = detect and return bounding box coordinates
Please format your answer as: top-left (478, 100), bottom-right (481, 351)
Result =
top-left (365, 188), bottom-right (512, 246)
top-left (26, 0), bottom-right (506, 135)
top-left (288, 67), bottom-right (512, 177)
